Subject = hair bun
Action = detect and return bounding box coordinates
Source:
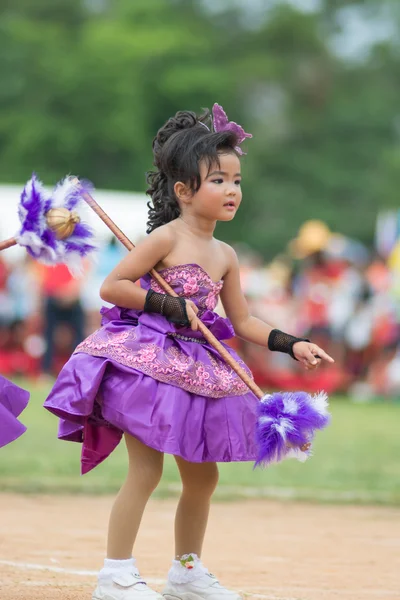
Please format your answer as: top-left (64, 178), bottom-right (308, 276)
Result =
top-left (153, 111), bottom-right (203, 164)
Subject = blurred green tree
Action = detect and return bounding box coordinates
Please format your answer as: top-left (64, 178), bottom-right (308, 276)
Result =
top-left (0, 0), bottom-right (398, 256)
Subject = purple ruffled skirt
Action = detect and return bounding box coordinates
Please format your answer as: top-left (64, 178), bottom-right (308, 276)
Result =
top-left (44, 306), bottom-right (259, 473)
top-left (0, 376), bottom-right (29, 448)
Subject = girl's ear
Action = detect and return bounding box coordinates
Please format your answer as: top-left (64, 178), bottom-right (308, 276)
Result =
top-left (174, 181), bottom-right (192, 204)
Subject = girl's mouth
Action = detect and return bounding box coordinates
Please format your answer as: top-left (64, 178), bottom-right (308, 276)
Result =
top-left (223, 201), bottom-right (236, 209)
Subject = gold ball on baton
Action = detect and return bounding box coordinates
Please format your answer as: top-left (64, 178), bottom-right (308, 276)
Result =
top-left (45, 207), bottom-right (80, 240)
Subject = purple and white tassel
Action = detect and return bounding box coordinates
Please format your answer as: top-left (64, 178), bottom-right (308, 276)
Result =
top-left (255, 390), bottom-right (330, 466)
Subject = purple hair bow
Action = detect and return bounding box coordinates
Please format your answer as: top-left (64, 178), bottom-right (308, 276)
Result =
top-left (212, 103), bottom-right (252, 155)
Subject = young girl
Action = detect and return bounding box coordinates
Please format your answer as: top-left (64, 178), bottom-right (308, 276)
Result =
top-left (44, 106), bottom-right (333, 600)
top-left (0, 375), bottom-right (29, 448)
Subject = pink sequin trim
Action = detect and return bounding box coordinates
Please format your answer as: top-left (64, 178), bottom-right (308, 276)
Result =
top-left (75, 328), bottom-right (251, 398)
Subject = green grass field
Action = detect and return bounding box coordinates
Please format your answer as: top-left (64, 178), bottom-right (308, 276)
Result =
top-left (1, 381), bottom-right (399, 504)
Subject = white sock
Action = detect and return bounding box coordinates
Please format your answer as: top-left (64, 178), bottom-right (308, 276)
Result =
top-left (168, 554), bottom-right (208, 584)
top-left (99, 557), bottom-right (137, 581)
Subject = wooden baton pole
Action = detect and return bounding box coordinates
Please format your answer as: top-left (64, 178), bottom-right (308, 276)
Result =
top-left (0, 237), bottom-right (17, 251)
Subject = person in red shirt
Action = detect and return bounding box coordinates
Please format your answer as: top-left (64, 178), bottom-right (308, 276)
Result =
top-left (39, 263), bottom-right (85, 375)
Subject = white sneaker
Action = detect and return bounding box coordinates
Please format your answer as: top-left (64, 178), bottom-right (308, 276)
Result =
top-left (162, 572), bottom-right (241, 600)
top-left (93, 569), bottom-right (163, 600)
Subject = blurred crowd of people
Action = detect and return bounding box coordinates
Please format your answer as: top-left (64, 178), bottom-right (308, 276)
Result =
top-left (229, 221), bottom-right (400, 400)
top-left (1, 222), bottom-right (400, 399)
top-left (0, 237), bottom-right (125, 379)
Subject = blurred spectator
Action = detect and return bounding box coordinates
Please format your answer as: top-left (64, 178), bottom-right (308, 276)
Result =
top-left (38, 263), bottom-right (85, 376)
top-left (0, 256), bottom-right (14, 329)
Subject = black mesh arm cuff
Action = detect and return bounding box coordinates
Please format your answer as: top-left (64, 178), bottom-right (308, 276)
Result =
top-left (144, 289), bottom-right (190, 327)
top-left (268, 329), bottom-right (310, 360)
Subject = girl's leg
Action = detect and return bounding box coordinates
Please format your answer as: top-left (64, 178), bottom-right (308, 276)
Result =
top-left (174, 457), bottom-right (219, 557)
top-left (163, 458), bottom-right (240, 600)
top-left (107, 433), bottom-right (164, 559)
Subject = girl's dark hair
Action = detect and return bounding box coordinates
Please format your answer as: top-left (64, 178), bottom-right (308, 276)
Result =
top-left (146, 109), bottom-right (239, 233)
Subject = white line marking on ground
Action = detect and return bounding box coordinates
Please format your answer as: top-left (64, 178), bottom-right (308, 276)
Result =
top-left (0, 559), bottom-right (99, 577)
top-left (0, 560), bottom-right (165, 584)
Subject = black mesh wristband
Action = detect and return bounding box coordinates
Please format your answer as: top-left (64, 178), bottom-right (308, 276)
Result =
top-left (144, 289), bottom-right (190, 327)
top-left (268, 329), bottom-right (310, 360)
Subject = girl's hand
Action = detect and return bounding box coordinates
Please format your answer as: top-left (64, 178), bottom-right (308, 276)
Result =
top-left (185, 300), bottom-right (199, 331)
top-left (292, 341), bottom-right (334, 370)
top-left (288, 440), bottom-right (312, 452)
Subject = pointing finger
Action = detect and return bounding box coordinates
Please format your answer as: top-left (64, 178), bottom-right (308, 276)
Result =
top-left (313, 346), bottom-right (335, 363)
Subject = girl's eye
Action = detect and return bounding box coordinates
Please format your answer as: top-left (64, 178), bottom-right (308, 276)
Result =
top-left (210, 178), bottom-right (241, 185)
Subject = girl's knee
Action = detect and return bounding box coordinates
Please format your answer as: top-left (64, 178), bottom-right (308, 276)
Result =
top-left (127, 456), bottom-right (163, 495)
top-left (179, 461), bottom-right (219, 497)
top-left (125, 435), bottom-right (164, 494)
top-left (143, 463), bottom-right (163, 494)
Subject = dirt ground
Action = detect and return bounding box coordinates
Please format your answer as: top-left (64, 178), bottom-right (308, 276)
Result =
top-left (0, 494), bottom-right (398, 600)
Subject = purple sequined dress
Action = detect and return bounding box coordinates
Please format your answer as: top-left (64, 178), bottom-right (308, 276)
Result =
top-left (0, 376), bottom-right (29, 448)
top-left (44, 264), bottom-right (258, 473)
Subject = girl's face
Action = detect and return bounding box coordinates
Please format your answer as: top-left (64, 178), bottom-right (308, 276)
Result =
top-left (180, 152), bottom-right (242, 222)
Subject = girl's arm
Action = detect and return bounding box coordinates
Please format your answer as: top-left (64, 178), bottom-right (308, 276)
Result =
top-left (100, 226), bottom-right (199, 329)
top-left (100, 227), bottom-right (174, 309)
top-left (219, 245), bottom-right (334, 368)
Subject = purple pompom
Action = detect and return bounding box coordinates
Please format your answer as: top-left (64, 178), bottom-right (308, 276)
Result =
top-left (16, 174), bottom-right (97, 274)
top-left (255, 390), bottom-right (330, 467)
